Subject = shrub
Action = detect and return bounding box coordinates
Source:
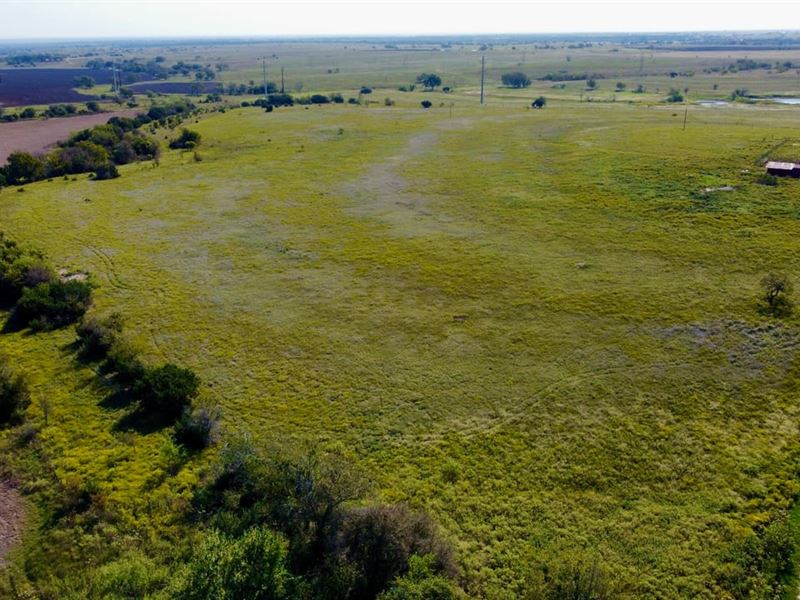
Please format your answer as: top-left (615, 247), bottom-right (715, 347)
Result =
top-left (169, 128), bottom-right (202, 150)
top-left (360, 86), bottom-right (373, 94)
top-left (532, 96), bottom-right (547, 109)
top-left (0, 360), bottom-right (30, 425)
top-left (586, 78), bottom-right (598, 90)
top-left (501, 72), bottom-right (531, 88)
top-left (92, 552), bottom-right (169, 599)
top-left (309, 94), bottom-right (330, 104)
top-left (615, 82), bottom-right (626, 91)
top-left (76, 313), bottom-right (123, 360)
top-left (19, 107), bottom-right (36, 119)
top-left (378, 554), bottom-right (460, 600)
top-left (330, 93), bottom-right (344, 104)
top-left (420, 100), bottom-right (432, 109)
top-left (756, 173), bottom-right (779, 186)
top-left (175, 527), bottom-right (297, 600)
top-left (337, 504), bottom-right (456, 599)
top-left (93, 162), bottom-right (120, 180)
top-left (174, 405), bottom-right (221, 450)
top-left (384, 98), bottom-right (395, 106)
top-left (666, 88), bottom-right (684, 103)
top-left (15, 280), bottom-right (92, 331)
top-left (102, 339), bottom-right (145, 385)
top-left (134, 364), bottom-right (200, 419)
top-left (759, 273), bottom-right (793, 317)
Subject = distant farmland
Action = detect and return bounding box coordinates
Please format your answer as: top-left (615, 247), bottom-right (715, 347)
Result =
top-left (0, 68), bottom-right (113, 106)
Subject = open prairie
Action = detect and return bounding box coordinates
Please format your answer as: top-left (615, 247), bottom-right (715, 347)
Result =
top-left (2, 69), bottom-right (800, 596)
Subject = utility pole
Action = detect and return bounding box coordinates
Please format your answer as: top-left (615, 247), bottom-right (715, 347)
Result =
top-left (262, 58), bottom-right (268, 101)
top-left (480, 55), bottom-right (485, 105)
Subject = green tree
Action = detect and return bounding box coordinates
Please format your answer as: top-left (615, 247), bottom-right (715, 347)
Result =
top-left (759, 273), bottom-right (793, 317)
top-left (501, 72), bottom-right (531, 88)
top-left (416, 73), bottom-right (442, 90)
top-left (5, 152), bottom-right (45, 184)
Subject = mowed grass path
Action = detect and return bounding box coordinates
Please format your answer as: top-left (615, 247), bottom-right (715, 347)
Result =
top-left (2, 101), bottom-right (800, 597)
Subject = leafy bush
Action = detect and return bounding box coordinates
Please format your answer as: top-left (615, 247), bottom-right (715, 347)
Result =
top-left (337, 504), bottom-right (456, 599)
top-left (756, 173), bottom-right (778, 186)
top-left (174, 405), bottom-right (221, 450)
top-left (93, 162), bottom-right (120, 180)
top-left (102, 339), bottom-right (145, 385)
top-left (15, 280), bottom-right (92, 331)
top-left (666, 88), bottom-right (684, 103)
top-left (0, 359), bottom-right (30, 425)
top-left (175, 527), bottom-right (297, 600)
top-left (532, 97), bottom-right (547, 109)
top-left (169, 128), bottom-right (202, 150)
top-left (420, 100), bottom-right (432, 109)
top-left (134, 364), bottom-right (200, 419)
top-left (501, 72), bottom-right (531, 88)
top-left (360, 86), bottom-right (373, 94)
top-left (0, 246), bottom-right (56, 303)
top-left (76, 313), bottom-right (123, 360)
top-left (309, 94), bottom-right (330, 104)
top-left (378, 554), bottom-right (460, 600)
top-left (91, 552), bottom-right (169, 600)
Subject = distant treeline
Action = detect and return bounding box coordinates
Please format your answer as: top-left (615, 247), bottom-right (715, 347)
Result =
top-left (4, 52), bottom-right (64, 66)
top-left (85, 58), bottom-right (216, 83)
top-left (0, 100), bottom-right (195, 187)
top-left (704, 59), bottom-right (799, 75)
top-left (538, 71), bottom-right (606, 82)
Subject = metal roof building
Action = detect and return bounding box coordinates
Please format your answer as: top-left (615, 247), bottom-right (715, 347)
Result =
top-left (766, 161), bottom-right (800, 177)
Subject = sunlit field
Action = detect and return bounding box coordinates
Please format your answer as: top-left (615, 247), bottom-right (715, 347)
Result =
top-left (2, 77), bottom-right (800, 596)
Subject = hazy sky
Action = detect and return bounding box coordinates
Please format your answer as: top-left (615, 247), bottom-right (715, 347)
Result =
top-left (3, 0), bottom-right (800, 40)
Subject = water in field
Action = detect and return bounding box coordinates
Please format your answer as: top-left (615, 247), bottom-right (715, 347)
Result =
top-left (772, 97), bottom-right (800, 105)
top-left (696, 100), bottom-right (729, 107)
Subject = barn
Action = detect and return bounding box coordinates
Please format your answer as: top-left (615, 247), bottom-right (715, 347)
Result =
top-left (765, 160), bottom-right (800, 177)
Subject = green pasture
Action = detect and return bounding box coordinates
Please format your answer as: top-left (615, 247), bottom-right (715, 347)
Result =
top-left (2, 96), bottom-right (800, 597)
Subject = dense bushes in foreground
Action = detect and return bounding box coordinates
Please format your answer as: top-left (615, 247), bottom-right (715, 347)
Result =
top-left (190, 442), bottom-right (460, 599)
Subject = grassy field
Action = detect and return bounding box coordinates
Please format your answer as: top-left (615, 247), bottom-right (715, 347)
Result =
top-left (2, 87), bottom-right (800, 597)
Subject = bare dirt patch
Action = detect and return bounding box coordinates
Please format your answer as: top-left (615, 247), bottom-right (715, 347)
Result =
top-left (0, 110), bottom-right (139, 164)
top-left (0, 480), bottom-right (24, 568)
top-left (341, 120), bottom-right (480, 237)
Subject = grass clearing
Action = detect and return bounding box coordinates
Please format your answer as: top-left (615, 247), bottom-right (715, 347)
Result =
top-left (2, 94), bottom-right (800, 596)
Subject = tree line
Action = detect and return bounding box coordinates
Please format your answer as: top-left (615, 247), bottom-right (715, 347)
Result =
top-left (0, 100), bottom-right (195, 188)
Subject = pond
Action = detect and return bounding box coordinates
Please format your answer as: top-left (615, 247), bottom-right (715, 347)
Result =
top-left (772, 98), bottom-right (800, 105)
top-left (696, 100), bottom-right (729, 107)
